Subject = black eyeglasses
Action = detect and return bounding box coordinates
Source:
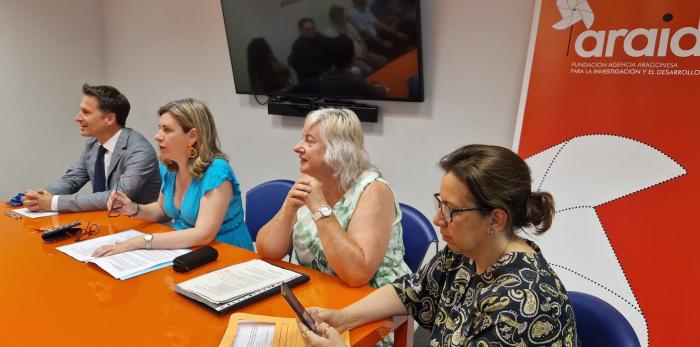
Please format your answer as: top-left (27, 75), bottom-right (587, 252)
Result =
top-left (433, 193), bottom-right (492, 223)
top-left (108, 175), bottom-right (135, 218)
top-left (108, 200), bottom-right (124, 218)
top-left (70, 222), bottom-right (100, 242)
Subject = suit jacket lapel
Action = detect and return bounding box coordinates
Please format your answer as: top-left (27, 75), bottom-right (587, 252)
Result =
top-left (107, 128), bottom-right (130, 182)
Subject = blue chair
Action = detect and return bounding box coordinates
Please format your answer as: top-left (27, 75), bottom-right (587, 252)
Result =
top-left (569, 291), bottom-right (640, 347)
top-left (399, 203), bottom-right (439, 272)
top-left (245, 179), bottom-right (294, 242)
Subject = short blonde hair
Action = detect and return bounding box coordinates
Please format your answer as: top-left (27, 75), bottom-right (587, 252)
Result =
top-left (158, 98), bottom-right (227, 178)
top-left (305, 108), bottom-right (375, 190)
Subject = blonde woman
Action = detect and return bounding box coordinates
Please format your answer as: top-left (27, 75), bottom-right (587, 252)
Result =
top-left (256, 108), bottom-right (409, 288)
top-left (93, 99), bottom-right (252, 256)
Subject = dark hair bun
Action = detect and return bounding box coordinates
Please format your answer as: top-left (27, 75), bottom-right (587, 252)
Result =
top-left (525, 191), bottom-right (555, 234)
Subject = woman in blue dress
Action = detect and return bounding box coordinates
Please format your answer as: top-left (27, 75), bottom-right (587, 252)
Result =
top-left (92, 98), bottom-right (252, 257)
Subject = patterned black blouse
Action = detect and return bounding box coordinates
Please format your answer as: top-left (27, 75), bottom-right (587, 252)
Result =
top-left (391, 243), bottom-right (580, 346)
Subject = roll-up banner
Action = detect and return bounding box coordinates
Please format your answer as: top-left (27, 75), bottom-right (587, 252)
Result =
top-left (515, 1), bottom-right (699, 345)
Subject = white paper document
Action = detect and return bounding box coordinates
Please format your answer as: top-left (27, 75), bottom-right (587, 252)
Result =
top-left (232, 321), bottom-right (275, 347)
top-left (56, 229), bottom-right (189, 280)
top-left (12, 208), bottom-right (58, 219)
top-left (177, 259), bottom-right (301, 304)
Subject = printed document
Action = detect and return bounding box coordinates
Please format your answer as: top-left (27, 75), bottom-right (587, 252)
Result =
top-left (56, 229), bottom-right (189, 280)
top-left (219, 313), bottom-right (350, 347)
top-left (177, 259), bottom-right (301, 304)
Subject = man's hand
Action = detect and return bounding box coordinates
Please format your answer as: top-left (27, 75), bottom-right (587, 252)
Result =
top-left (22, 189), bottom-right (54, 212)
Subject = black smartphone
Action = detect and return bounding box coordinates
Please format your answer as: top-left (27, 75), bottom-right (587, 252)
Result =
top-left (280, 283), bottom-right (320, 335)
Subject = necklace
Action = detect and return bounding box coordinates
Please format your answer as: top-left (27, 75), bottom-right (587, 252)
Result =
top-left (476, 234), bottom-right (515, 275)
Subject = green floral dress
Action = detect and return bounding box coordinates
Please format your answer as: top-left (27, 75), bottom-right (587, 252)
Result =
top-left (292, 170), bottom-right (410, 288)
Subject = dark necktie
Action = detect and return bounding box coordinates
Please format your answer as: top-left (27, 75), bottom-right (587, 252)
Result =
top-left (93, 145), bottom-right (108, 193)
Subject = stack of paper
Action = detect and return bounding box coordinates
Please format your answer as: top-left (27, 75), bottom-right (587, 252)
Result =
top-left (175, 259), bottom-right (309, 313)
top-left (11, 207), bottom-right (58, 219)
top-left (56, 229), bottom-right (189, 280)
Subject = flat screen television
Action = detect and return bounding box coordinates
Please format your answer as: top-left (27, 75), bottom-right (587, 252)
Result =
top-left (220, 0), bottom-right (424, 102)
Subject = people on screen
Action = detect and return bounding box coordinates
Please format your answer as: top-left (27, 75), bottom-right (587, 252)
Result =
top-left (22, 83), bottom-right (160, 213)
top-left (246, 37), bottom-right (291, 93)
top-left (288, 18), bottom-right (334, 82)
top-left (370, 0), bottom-right (402, 26)
top-left (256, 108), bottom-right (409, 288)
top-left (296, 145), bottom-right (580, 347)
top-left (347, 0), bottom-right (407, 58)
top-left (324, 4), bottom-right (387, 76)
top-left (92, 99), bottom-right (253, 257)
top-left (319, 35), bottom-right (388, 98)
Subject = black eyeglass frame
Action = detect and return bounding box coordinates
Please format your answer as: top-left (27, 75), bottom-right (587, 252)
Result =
top-left (70, 222), bottom-right (100, 242)
top-left (107, 174), bottom-right (136, 218)
top-left (433, 193), bottom-right (493, 223)
top-left (108, 199), bottom-right (124, 218)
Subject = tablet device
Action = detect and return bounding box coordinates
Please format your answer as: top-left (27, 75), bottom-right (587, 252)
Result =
top-left (280, 283), bottom-right (319, 335)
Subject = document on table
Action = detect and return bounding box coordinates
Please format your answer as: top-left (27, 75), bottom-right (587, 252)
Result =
top-left (11, 207), bottom-right (58, 219)
top-left (219, 313), bottom-right (350, 347)
top-left (56, 229), bottom-right (189, 280)
top-left (233, 321), bottom-right (275, 347)
top-left (177, 259), bottom-right (302, 304)
top-left (174, 259), bottom-right (309, 313)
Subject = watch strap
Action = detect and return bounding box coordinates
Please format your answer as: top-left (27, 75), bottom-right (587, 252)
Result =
top-left (144, 234), bottom-right (153, 249)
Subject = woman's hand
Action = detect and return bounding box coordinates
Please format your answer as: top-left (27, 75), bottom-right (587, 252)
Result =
top-left (304, 175), bottom-right (328, 213)
top-left (306, 308), bottom-right (351, 332)
top-left (283, 176), bottom-right (313, 212)
top-left (109, 190), bottom-right (137, 216)
top-left (91, 236), bottom-right (141, 257)
top-left (297, 320), bottom-right (345, 347)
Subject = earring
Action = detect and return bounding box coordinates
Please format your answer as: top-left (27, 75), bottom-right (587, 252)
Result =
top-left (187, 145), bottom-right (198, 158)
top-left (488, 228), bottom-right (496, 237)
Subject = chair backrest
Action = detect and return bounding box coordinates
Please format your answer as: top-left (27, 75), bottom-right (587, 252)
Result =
top-left (569, 291), bottom-right (640, 347)
top-left (245, 179), bottom-right (295, 242)
top-left (399, 203), bottom-right (439, 272)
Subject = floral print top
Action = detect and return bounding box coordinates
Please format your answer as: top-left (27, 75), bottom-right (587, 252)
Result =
top-left (292, 170), bottom-right (410, 288)
top-left (391, 242), bottom-right (580, 346)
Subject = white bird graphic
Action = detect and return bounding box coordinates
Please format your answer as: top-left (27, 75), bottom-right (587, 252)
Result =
top-left (523, 134), bottom-right (687, 347)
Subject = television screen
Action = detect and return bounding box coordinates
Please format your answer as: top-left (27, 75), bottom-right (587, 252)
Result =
top-left (220, 0), bottom-right (424, 102)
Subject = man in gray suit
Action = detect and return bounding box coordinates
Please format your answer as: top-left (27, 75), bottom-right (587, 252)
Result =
top-left (22, 84), bottom-right (161, 212)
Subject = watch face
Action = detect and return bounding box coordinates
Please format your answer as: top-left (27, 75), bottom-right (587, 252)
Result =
top-left (145, 234), bottom-right (153, 241)
top-left (319, 205), bottom-right (332, 217)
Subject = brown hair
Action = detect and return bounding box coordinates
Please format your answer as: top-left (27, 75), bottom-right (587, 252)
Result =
top-left (158, 98), bottom-right (227, 178)
top-left (82, 83), bottom-right (130, 126)
top-left (439, 144), bottom-right (555, 234)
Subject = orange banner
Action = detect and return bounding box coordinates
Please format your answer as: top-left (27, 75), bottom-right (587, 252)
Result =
top-left (516, 1), bottom-right (700, 346)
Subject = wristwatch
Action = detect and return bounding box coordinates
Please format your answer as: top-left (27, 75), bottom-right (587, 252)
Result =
top-left (312, 204), bottom-right (333, 222)
top-left (144, 234), bottom-right (153, 249)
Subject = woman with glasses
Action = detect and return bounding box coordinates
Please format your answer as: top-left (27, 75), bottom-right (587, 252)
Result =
top-left (92, 99), bottom-right (253, 257)
top-left (256, 108), bottom-right (409, 288)
top-left (296, 145), bottom-right (579, 347)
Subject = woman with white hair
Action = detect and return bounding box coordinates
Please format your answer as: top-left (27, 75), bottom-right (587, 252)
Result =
top-left (256, 108), bottom-right (409, 288)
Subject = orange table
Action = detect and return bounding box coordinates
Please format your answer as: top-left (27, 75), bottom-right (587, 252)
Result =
top-left (1, 205), bottom-right (410, 346)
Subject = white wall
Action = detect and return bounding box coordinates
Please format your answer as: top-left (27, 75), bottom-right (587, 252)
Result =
top-left (1, 0), bottom-right (534, 253)
top-left (0, 0), bottom-right (105, 196)
top-left (101, 0), bottom-right (534, 232)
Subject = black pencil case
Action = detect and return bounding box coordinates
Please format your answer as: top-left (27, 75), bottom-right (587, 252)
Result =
top-left (173, 245), bottom-right (218, 273)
